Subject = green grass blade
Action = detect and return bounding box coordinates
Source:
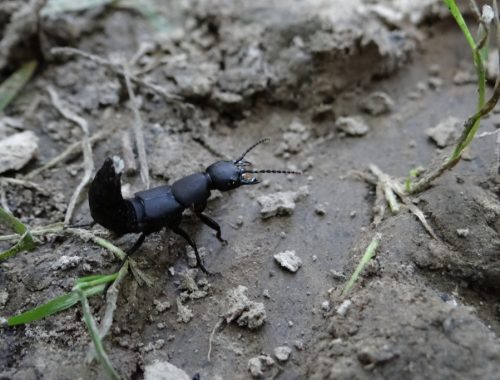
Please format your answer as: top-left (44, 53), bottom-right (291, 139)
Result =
top-left (0, 61), bottom-right (37, 113)
top-left (442, 0), bottom-right (476, 51)
top-left (0, 230), bottom-right (34, 260)
top-left (77, 289), bottom-right (121, 380)
top-left (7, 284), bottom-right (107, 326)
top-left (342, 233), bottom-right (382, 296)
top-left (42, 0), bottom-right (118, 15)
top-left (0, 206), bottom-right (29, 235)
top-left (75, 273), bottom-right (118, 288)
top-left (443, 0), bottom-right (487, 160)
top-left (0, 207), bottom-right (36, 260)
top-left (76, 273), bottom-right (118, 287)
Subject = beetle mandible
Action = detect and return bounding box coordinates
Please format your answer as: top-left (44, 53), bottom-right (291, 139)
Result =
top-left (88, 138), bottom-right (301, 274)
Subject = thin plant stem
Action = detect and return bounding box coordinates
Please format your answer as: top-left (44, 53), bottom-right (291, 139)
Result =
top-left (342, 233), bottom-right (382, 296)
top-left (75, 287), bottom-right (121, 380)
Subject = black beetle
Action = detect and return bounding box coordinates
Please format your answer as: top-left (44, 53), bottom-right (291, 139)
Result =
top-left (88, 139), bottom-right (301, 273)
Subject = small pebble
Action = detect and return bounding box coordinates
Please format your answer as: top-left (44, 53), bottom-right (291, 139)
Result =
top-left (248, 355), bottom-right (275, 378)
top-left (51, 255), bottom-right (82, 271)
top-left (274, 346), bottom-right (292, 362)
top-left (315, 204), bottom-right (327, 216)
top-left (235, 215), bottom-right (244, 228)
top-left (321, 300), bottom-right (331, 311)
top-left (329, 270), bottom-right (346, 281)
top-left (144, 361), bottom-right (190, 380)
top-left (416, 81), bottom-right (427, 92)
top-left (274, 250), bottom-right (303, 273)
top-left (154, 299), bottom-right (171, 313)
top-left (336, 299), bottom-right (352, 316)
top-left (428, 77), bottom-right (443, 90)
top-left (426, 116), bottom-right (460, 148)
top-left (154, 339), bottom-right (165, 349)
top-left (294, 340), bottom-right (304, 350)
top-left (335, 116), bottom-right (370, 136)
top-left (428, 64), bottom-right (440, 76)
top-left (176, 298), bottom-right (193, 323)
top-left (0, 290), bottom-right (8, 309)
top-left (0, 131), bottom-right (39, 174)
top-left (359, 91), bottom-right (394, 116)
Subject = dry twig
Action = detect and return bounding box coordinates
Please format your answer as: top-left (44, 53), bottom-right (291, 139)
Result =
top-left (360, 165), bottom-right (439, 240)
top-left (207, 318), bottom-right (225, 362)
top-left (121, 131), bottom-right (137, 175)
top-left (24, 125), bottom-right (114, 180)
top-left (123, 65), bottom-right (150, 189)
top-left (86, 260), bottom-right (130, 363)
top-left (47, 86), bottom-right (94, 225)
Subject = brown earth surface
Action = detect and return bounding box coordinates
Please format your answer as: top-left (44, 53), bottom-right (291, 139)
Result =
top-left (1, 1), bottom-right (499, 379)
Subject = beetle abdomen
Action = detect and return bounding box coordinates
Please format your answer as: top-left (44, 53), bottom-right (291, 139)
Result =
top-left (88, 158), bottom-right (137, 235)
top-left (131, 185), bottom-right (184, 233)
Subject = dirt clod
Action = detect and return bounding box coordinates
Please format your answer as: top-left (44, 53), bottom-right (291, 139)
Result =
top-left (274, 250), bottom-right (302, 273)
top-left (50, 255), bottom-right (81, 271)
top-left (176, 297), bottom-right (193, 324)
top-left (0, 290), bottom-right (8, 309)
top-left (274, 346), bottom-right (292, 362)
top-left (453, 66), bottom-right (476, 85)
top-left (336, 299), bottom-right (352, 316)
top-left (248, 355), bottom-right (275, 378)
top-left (335, 116), bottom-right (370, 137)
top-left (360, 92), bottom-right (394, 116)
top-left (314, 203), bottom-right (327, 216)
top-left (294, 340), bottom-right (305, 351)
top-left (154, 299), bottom-right (171, 313)
top-left (256, 186), bottom-right (309, 219)
top-left (144, 360), bottom-right (191, 380)
top-left (426, 116), bottom-right (460, 147)
top-left (223, 285), bottom-right (266, 329)
top-left (357, 344), bottom-right (399, 368)
top-left (0, 131), bottom-right (38, 173)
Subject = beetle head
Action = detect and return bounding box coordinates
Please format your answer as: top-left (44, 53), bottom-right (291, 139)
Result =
top-left (205, 138), bottom-right (301, 192)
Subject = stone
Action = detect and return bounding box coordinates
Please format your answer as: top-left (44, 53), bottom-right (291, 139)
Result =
top-left (274, 250), bottom-right (303, 273)
top-left (0, 131), bottom-right (39, 174)
top-left (335, 116), bottom-right (370, 136)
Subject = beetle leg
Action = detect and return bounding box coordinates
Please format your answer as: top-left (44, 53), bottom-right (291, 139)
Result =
top-left (126, 232), bottom-right (146, 256)
top-left (196, 212), bottom-right (228, 245)
top-left (113, 232), bottom-right (147, 274)
top-left (171, 225), bottom-right (210, 274)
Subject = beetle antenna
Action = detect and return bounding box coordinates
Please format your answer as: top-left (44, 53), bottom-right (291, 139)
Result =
top-left (245, 169), bottom-right (302, 175)
top-left (234, 138), bottom-right (270, 163)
